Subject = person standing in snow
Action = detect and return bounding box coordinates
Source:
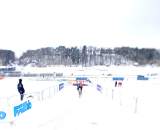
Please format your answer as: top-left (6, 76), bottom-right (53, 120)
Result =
top-left (17, 79), bottom-right (25, 101)
top-left (115, 81), bottom-right (117, 87)
top-left (77, 80), bottom-right (83, 97)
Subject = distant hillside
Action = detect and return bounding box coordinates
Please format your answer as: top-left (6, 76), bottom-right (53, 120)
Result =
top-left (1, 46), bottom-right (160, 66)
top-left (18, 46), bottom-right (160, 66)
top-left (0, 50), bottom-right (15, 66)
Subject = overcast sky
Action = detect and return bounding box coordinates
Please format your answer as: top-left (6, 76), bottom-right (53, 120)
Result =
top-left (0, 0), bottom-right (160, 57)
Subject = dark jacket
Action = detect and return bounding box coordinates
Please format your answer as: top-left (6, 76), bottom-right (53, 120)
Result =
top-left (77, 83), bottom-right (83, 90)
top-left (17, 82), bottom-right (25, 94)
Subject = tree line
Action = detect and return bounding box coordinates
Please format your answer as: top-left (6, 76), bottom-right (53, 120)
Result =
top-left (0, 49), bottom-right (15, 66)
top-left (0, 46), bottom-right (160, 66)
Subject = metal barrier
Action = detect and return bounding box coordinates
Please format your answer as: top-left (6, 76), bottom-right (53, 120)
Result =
top-left (0, 82), bottom-right (64, 124)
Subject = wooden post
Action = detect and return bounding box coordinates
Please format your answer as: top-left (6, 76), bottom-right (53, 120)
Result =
top-left (112, 89), bottom-right (114, 100)
top-left (134, 97), bottom-right (138, 114)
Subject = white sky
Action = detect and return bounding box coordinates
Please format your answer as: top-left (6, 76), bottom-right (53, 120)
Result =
top-left (0, 0), bottom-right (160, 57)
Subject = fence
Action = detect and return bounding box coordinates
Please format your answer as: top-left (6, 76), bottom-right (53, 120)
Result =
top-left (0, 82), bottom-right (65, 124)
top-left (94, 76), bottom-right (159, 115)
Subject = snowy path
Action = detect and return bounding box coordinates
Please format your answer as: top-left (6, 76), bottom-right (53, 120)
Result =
top-left (1, 84), bottom-right (160, 130)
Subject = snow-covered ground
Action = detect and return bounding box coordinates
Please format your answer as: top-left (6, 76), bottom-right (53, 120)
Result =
top-left (0, 65), bottom-right (160, 130)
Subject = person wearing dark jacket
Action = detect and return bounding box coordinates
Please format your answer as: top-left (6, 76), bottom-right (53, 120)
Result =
top-left (17, 79), bottom-right (25, 101)
top-left (77, 81), bottom-right (83, 97)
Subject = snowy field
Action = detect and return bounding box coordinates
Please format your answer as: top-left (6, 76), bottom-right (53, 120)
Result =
top-left (0, 65), bottom-right (160, 130)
